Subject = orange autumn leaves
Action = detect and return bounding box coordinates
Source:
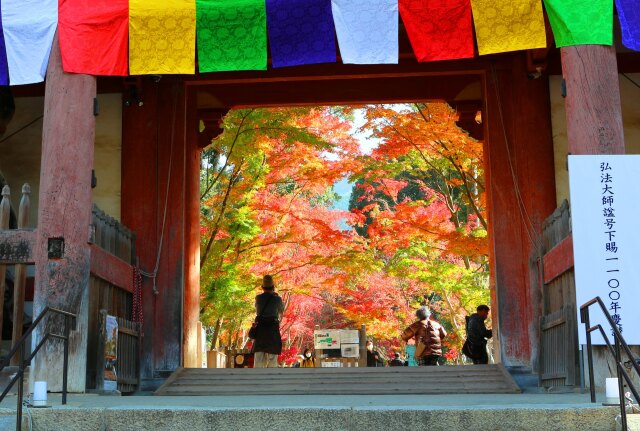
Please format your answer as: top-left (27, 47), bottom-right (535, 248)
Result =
top-left (200, 103), bottom-right (489, 359)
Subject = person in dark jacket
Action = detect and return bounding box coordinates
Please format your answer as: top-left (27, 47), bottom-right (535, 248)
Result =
top-left (253, 275), bottom-right (285, 368)
top-left (388, 352), bottom-right (405, 367)
top-left (402, 306), bottom-right (447, 366)
top-left (366, 340), bottom-right (384, 367)
top-left (465, 304), bottom-right (493, 364)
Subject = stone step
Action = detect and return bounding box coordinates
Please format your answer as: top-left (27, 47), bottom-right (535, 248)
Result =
top-left (4, 402), bottom-right (619, 431)
top-left (155, 364), bottom-right (521, 396)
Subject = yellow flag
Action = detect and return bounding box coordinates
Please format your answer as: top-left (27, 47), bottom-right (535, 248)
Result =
top-left (129, 0), bottom-right (196, 75)
top-left (471, 0), bottom-right (547, 55)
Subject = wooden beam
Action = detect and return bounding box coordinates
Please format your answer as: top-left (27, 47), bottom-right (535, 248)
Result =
top-left (543, 235), bottom-right (574, 284)
top-left (89, 244), bottom-right (134, 293)
top-left (0, 229), bottom-right (35, 264)
top-left (196, 74), bottom-right (481, 109)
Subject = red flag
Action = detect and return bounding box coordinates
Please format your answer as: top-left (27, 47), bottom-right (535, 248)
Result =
top-left (58, 0), bottom-right (128, 76)
top-left (399, 0), bottom-right (474, 62)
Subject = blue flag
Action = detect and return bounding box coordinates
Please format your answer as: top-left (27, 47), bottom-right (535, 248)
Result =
top-left (266, 0), bottom-right (336, 68)
top-left (616, 0), bottom-right (640, 51)
top-left (0, 0), bottom-right (9, 86)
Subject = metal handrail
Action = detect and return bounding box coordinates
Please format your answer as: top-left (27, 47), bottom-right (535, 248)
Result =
top-left (580, 296), bottom-right (640, 431)
top-left (0, 306), bottom-right (76, 431)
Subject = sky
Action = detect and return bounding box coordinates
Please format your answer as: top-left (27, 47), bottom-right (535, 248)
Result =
top-left (332, 109), bottom-right (381, 213)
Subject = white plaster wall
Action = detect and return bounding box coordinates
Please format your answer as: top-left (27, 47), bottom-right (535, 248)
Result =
top-left (0, 96), bottom-right (43, 226)
top-left (550, 73), bottom-right (640, 207)
top-left (93, 93), bottom-right (123, 219)
top-left (0, 93), bottom-right (123, 222)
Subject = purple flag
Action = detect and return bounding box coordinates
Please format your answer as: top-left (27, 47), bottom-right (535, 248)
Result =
top-left (266, 0), bottom-right (336, 68)
top-left (0, 0), bottom-right (9, 86)
top-left (616, 0), bottom-right (640, 51)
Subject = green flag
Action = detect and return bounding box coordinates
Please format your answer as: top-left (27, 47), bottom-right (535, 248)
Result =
top-left (543, 0), bottom-right (613, 47)
top-left (196, 0), bottom-right (267, 72)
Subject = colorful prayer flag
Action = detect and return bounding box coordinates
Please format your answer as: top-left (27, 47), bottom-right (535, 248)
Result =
top-left (129, 0), bottom-right (196, 75)
top-left (1, 0), bottom-right (57, 85)
top-left (543, 0), bottom-right (613, 47)
top-left (58, 0), bottom-right (129, 76)
top-left (331, 0), bottom-right (398, 64)
top-left (615, 0), bottom-right (640, 52)
top-left (470, 0), bottom-right (546, 55)
top-left (196, 0), bottom-right (267, 72)
top-left (399, 0), bottom-right (474, 62)
top-left (0, 0), bottom-right (8, 85)
top-left (266, 0), bottom-right (336, 68)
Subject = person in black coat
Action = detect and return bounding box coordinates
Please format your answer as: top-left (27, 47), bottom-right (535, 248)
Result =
top-left (465, 304), bottom-right (493, 364)
top-left (388, 352), bottom-right (405, 367)
top-left (366, 340), bottom-right (384, 367)
top-left (253, 275), bottom-right (285, 368)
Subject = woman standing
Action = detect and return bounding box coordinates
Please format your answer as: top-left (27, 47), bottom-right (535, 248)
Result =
top-left (252, 275), bottom-right (285, 368)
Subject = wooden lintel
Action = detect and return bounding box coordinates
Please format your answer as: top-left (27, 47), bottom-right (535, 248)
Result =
top-left (0, 229), bottom-right (36, 264)
top-left (90, 244), bottom-right (134, 293)
top-left (543, 235), bottom-right (574, 284)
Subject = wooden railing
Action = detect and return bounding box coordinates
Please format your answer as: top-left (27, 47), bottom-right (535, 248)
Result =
top-left (0, 183), bottom-right (33, 366)
top-left (539, 200), bottom-right (579, 388)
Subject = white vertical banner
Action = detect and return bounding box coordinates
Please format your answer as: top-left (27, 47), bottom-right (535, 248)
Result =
top-left (568, 155), bottom-right (640, 345)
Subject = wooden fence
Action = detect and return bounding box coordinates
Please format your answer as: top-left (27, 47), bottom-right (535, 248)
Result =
top-left (539, 200), bottom-right (579, 388)
top-left (539, 306), bottom-right (577, 387)
top-left (87, 204), bottom-right (138, 391)
top-left (542, 200), bottom-right (575, 314)
top-left (91, 204), bottom-right (136, 265)
top-left (95, 310), bottom-right (141, 394)
top-left (0, 183), bottom-right (32, 365)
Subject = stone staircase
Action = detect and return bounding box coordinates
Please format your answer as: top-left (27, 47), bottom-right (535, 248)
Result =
top-left (155, 364), bottom-right (521, 396)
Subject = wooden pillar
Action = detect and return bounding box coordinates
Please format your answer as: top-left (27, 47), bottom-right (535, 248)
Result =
top-left (121, 79), bottom-right (159, 382)
top-left (10, 184), bottom-right (31, 366)
top-left (33, 33), bottom-right (96, 392)
top-left (561, 45), bottom-right (625, 155)
top-left (0, 186), bottom-right (10, 339)
top-left (183, 88), bottom-right (201, 368)
top-left (484, 53), bottom-right (557, 368)
top-left (122, 77), bottom-right (187, 384)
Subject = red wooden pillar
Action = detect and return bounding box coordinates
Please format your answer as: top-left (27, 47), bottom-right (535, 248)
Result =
top-left (561, 45), bottom-right (625, 154)
top-left (33, 33), bottom-right (96, 392)
top-left (183, 88), bottom-right (201, 368)
top-left (122, 78), bottom-right (187, 383)
top-left (484, 53), bottom-right (557, 368)
top-left (121, 79), bottom-right (159, 381)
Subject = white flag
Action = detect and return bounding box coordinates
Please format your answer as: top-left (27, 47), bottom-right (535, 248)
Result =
top-left (1, 0), bottom-right (57, 85)
top-left (331, 0), bottom-right (398, 64)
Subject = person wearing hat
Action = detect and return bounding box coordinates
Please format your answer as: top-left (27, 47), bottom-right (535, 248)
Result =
top-left (401, 306), bottom-right (447, 366)
top-left (252, 275), bottom-right (285, 368)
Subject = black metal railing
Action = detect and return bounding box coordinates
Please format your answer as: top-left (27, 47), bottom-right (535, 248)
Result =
top-left (0, 306), bottom-right (76, 431)
top-left (580, 297), bottom-right (640, 431)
